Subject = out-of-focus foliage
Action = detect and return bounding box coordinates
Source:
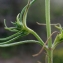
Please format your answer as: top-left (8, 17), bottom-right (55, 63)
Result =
top-left (54, 48), bottom-right (63, 63)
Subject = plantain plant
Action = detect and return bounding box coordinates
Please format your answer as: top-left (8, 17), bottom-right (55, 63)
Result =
top-left (0, 0), bottom-right (63, 63)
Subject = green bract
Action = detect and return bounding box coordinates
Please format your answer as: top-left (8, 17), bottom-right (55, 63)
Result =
top-left (53, 24), bottom-right (63, 49)
top-left (0, 0), bottom-right (44, 48)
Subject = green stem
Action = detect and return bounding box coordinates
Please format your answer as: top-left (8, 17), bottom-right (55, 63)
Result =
top-left (45, 0), bottom-right (52, 47)
top-left (45, 0), bottom-right (53, 63)
top-left (25, 27), bottom-right (44, 46)
top-left (30, 29), bottom-right (44, 46)
top-left (25, 26), bottom-right (45, 46)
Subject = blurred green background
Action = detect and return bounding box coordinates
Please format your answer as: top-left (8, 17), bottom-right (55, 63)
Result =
top-left (0, 0), bottom-right (63, 63)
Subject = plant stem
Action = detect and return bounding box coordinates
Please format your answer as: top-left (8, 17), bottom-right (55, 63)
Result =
top-left (45, 0), bottom-right (53, 63)
top-left (45, 0), bottom-right (52, 47)
top-left (29, 28), bottom-right (45, 46)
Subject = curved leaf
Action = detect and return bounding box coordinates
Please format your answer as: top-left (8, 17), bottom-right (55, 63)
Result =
top-left (0, 31), bottom-right (21, 42)
top-left (0, 40), bottom-right (41, 47)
